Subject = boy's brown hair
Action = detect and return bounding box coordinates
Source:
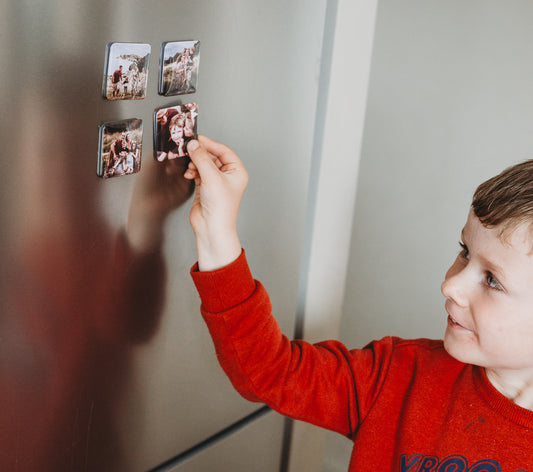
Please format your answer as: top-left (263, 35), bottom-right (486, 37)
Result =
top-left (472, 159), bottom-right (533, 238)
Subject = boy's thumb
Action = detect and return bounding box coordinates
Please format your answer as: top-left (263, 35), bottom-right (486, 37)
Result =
top-left (187, 139), bottom-right (200, 153)
top-left (187, 140), bottom-right (217, 180)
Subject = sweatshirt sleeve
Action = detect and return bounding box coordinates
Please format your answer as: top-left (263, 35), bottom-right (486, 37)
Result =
top-left (190, 251), bottom-right (394, 438)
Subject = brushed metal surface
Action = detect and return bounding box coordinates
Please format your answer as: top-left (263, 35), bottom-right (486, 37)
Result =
top-left (164, 410), bottom-right (285, 472)
top-left (0, 1), bottom-right (326, 470)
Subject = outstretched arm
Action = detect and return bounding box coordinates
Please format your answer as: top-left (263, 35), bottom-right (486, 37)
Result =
top-left (184, 135), bottom-right (248, 271)
top-left (184, 136), bottom-right (363, 437)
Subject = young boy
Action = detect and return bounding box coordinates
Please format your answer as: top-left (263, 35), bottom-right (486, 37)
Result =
top-left (184, 136), bottom-right (533, 471)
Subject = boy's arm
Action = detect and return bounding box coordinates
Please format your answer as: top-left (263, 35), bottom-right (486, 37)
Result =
top-left (185, 138), bottom-right (383, 437)
top-left (184, 136), bottom-right (247, 271)
top-left (190, 248), bottom-right (382, 437)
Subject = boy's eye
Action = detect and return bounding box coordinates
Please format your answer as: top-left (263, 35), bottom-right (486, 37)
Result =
top-left (459, 242), bottom-right (469, 260)
top-left (486, 272), bottom-right (503, 291)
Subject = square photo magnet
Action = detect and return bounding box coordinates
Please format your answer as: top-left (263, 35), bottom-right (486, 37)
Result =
top-left (159, 40), bottom-right (200, 96)
top-left (154, 103), bottom-right (198, 161)
top-left (97, 118), bottom-right (143, 179)
top-left (103, 42), bottom-right (151, 100)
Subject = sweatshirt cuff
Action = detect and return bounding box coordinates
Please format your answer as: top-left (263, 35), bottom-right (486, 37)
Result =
top-left (190, 249), bottom-right (256, 313)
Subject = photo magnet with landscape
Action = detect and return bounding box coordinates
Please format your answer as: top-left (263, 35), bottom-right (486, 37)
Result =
top-left (103, 42), bottom-right (151, 100)
top-left (159, 40), bottom-right (200, 96)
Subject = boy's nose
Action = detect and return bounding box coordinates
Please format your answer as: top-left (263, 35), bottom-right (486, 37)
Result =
top-left (441, 267), bottom-right (469, 308)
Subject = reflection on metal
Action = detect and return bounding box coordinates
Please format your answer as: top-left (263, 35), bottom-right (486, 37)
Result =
top-left (0, 0), bottom-right (325, 469)
top-left (2, 230), bottom-right (166, 470)
top-left (0, 3), bottom-right (195, 468)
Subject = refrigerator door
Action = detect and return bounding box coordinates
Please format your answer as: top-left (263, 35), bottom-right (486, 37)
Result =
top-left (0, 1), bottom-right (326, 470)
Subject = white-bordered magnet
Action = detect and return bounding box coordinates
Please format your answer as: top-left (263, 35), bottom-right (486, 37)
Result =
top-left (97, 118), bottom-right (143, 179)
top-left (103, 42), bottom-right (151, 100)
top-left (154, 103), bottom-right (198, 161)
top-left (159, 40), bottom-right (200, 96)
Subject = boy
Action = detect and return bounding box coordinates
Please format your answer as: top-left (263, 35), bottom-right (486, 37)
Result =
top-left (184, 136), bottom-right (533, 470)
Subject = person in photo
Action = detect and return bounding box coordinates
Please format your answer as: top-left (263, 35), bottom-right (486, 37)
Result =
top-left (111, 65), bottom-right (123, 98)
top-left (164, 114), bottom-right (186, 160)
top-left (108, 131), bottom-right (129, 173)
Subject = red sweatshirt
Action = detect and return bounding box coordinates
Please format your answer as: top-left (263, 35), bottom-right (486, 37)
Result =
top-left (191, 251), bottom-right (533, 471)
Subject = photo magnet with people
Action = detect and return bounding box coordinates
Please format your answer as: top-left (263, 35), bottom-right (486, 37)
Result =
top-left (154, 103), bottom-right (198, 161)
top-left (159, 40), bottom-right (200, 96)
top-left (103, 42), bottom-right (151, 100)
top-left (97, 118), bottom-right (143, 179)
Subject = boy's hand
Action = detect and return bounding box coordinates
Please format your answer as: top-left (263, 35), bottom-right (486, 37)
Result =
top-left (185, 135), bottom-right (248, 271)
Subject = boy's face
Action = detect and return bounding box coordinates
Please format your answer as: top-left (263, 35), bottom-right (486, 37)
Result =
top-left (442, 210), bottom-right (533, 374)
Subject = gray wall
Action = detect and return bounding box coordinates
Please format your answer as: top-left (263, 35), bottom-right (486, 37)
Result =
top-left (322, 1), bottom-right (533, 470)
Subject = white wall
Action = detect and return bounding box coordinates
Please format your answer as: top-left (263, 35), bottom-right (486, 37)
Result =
top-left (322, 1), bottom-right (533, 470)
top-left (286, 0), bottom-right (378, 470)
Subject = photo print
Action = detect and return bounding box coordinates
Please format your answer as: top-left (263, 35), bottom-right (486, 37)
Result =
top-left (154, 103), bottom-right (198, 161)
top-left (97, 118), bottom-right (143, 179)
top-left (103, 42), bottom-right (151, 100)
top-left (159, 40), bottom-right (200, 96)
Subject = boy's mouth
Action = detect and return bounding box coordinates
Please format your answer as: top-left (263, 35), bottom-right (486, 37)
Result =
top-left (447, 315), bottom-right (473, 333)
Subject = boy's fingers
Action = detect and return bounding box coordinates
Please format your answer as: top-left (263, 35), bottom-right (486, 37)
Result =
top-left (183, 168), bottom-right (197, 180)
top-left (187, 140), bottom-right (219, 181)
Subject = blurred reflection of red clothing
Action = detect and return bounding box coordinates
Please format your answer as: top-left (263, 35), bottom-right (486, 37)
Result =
top-left (0, 230), bottom-right (165, 471)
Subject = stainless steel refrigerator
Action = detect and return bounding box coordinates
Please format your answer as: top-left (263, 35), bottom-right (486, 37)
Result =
top-left (0, 1), bottom-right (329, 470)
